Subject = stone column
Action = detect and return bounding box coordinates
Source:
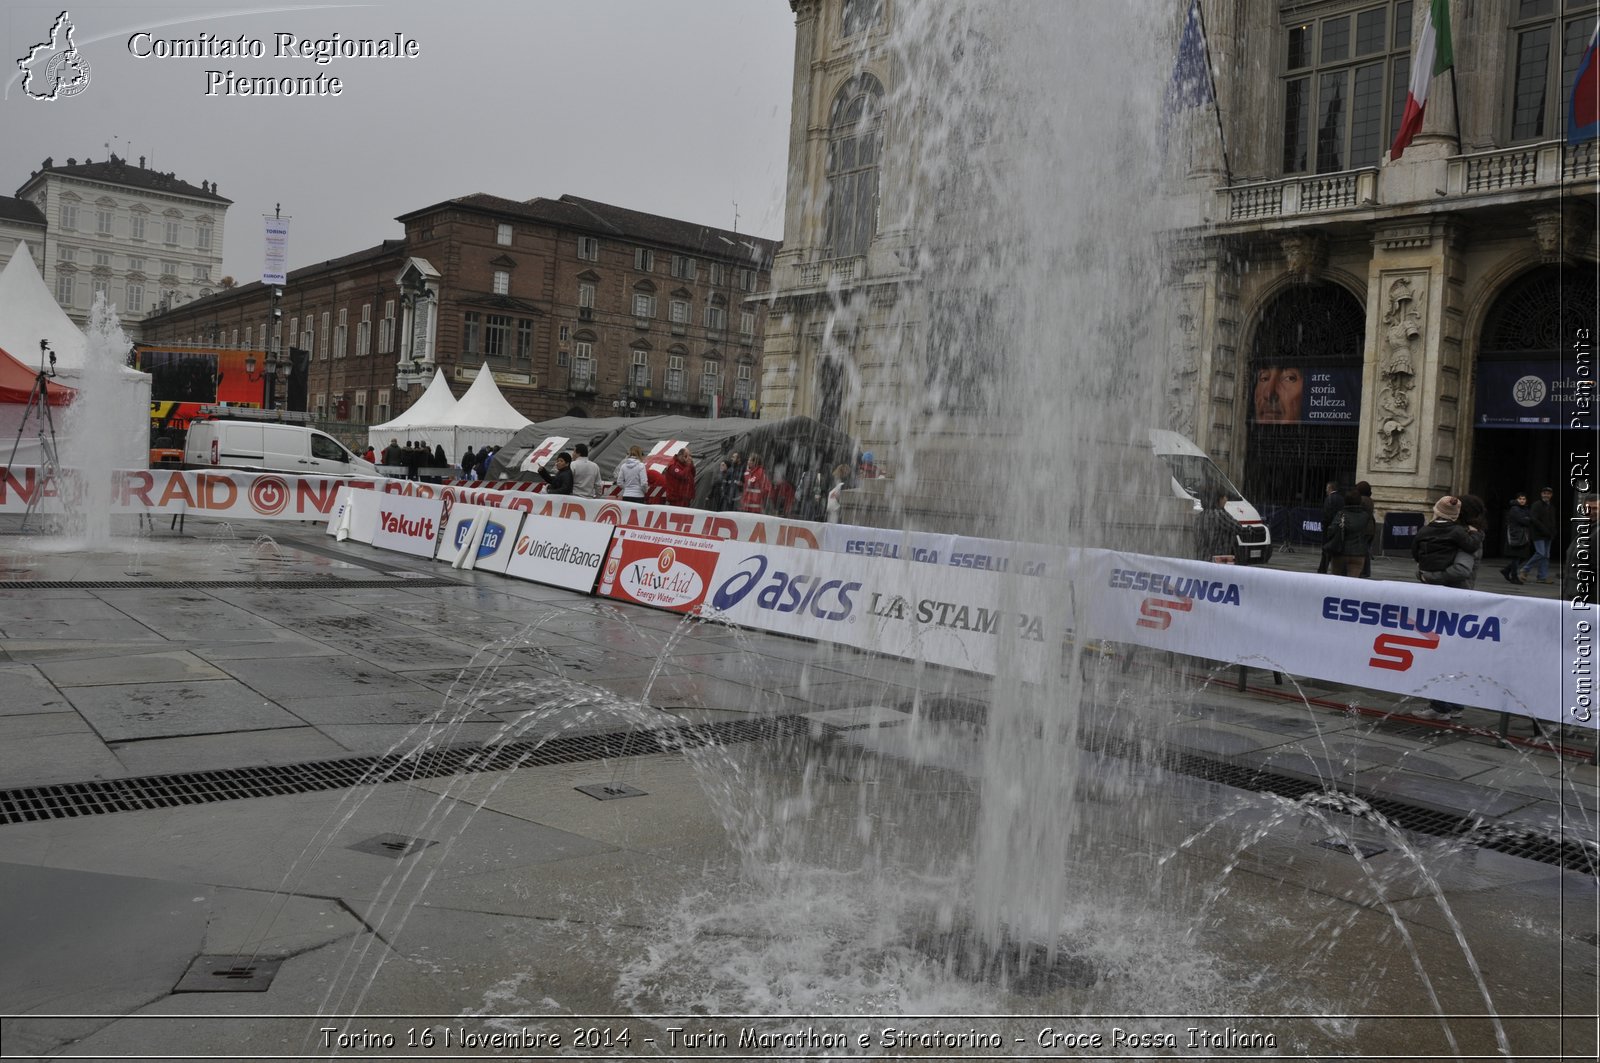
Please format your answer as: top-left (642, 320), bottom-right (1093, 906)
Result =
top-left (1360, 217), bottom-right (1468, 520)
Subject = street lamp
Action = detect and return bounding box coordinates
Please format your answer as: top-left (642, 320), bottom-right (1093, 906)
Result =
top-left (612, 388), bottom-right (637, 417)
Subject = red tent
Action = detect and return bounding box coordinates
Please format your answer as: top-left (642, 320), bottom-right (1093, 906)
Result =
top-left (0, 345), bottom-right (75, 406)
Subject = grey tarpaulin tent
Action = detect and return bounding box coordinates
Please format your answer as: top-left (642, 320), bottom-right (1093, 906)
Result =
top-left (490, 414), bottom-right (855, 515)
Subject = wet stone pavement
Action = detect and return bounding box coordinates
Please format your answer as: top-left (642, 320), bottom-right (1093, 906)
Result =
top-left (0, 513), bottom-right (1594, 1060)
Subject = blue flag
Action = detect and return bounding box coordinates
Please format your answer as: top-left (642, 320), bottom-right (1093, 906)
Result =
top-left (1166, 0), bottom-right (1213, 116)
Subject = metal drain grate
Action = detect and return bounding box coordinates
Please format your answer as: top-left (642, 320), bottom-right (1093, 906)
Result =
top-left (1129, 742), bottom-right (1599, 876)
top-left (0, 577), bottom-right (463, 590)
top-left (0, 716), bottom-right (800, 827)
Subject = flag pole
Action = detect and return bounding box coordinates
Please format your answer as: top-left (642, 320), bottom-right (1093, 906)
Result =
top-left (1448, 65), bottom-right (1463, 153)
top-left (1192, 0), bottom-right (1233, 184)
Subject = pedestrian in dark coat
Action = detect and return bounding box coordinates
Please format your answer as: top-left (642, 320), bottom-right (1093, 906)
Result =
top-left (1324, 489), bottom-right (1375, 577)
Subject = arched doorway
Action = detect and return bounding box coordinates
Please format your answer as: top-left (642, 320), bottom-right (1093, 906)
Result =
top-left (1243, 282), bottom-right (1366, 508)
top-left (1471, 263), bottom-right (1598, 552)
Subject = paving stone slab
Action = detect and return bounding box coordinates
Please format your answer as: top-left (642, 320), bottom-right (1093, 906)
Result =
top-left (0, 731), bottom-right (125, 786)
top-left (277, 691), bottom-right (495, 727)
top-left (0, 663), bottom-right (70, 715)
top-left (219, 654), bottom-right (434, 700)
top-left (110, 726), bottom-right (356, 779)
top-left (0, 619), bottom-right (168, 642)
top-left (66, 680), bottom-right (305, 741)
top-left (35, 649), bottom-right (229, 688)
top-left (184, 638), bottom-right (344, 662)
top-left (88, 590), bottom-right (291, 641)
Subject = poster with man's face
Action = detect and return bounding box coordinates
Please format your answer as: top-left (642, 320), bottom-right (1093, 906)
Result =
top-left (1251, 365), bottom-right (1360, 425)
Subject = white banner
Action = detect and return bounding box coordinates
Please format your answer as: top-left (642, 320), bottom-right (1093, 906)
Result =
top-left (263, 216), bottom-right (289, 286)
top-left (1078, 550), bottom-right (1571, 724)
top-left (370, 491), bottom-right (443, 558)
top-left (503, 512), bottom-right (615, 593)
top-left (2, 466), bottom-right (383, 521)
top-left (822, 524), bottom-right (956, 564)
top-left (436, 502), bottom-right (496, 567)
top-left (703, 540), bottom-right (1062, 680)
top-left (325, 486), bottom-right (379, 543)
top-left (470, 508), bottom-right (527, 574)
top-left (518, 436), bottom-right (569, 474)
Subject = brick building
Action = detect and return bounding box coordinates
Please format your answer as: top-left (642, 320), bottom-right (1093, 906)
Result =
top-left (140, 193), bottom-right (778, 441)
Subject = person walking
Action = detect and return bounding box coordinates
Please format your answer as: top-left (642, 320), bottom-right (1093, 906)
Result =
top-left (569, 443), bottom-right (601, 498)
top-left (460, 445), bottom-right (477, 480)
top-left (1518, 486), bottom-right (1556, 584)
top-left (1412, 495), bottom-right (1485, 720)
top-left (614, 445), bottom-right (650, 503)
top-left (1500, 492), bottom-right (1534, 585)
top-left (1323, 488), bottom-right (1375, 577)
top-left (663, 448), bottom-right (696, 508)
top-left (722, 451), bottom-right (746, 512)
top-left (1355, 480), bottom-right (1376, 577)
top-left (1316, 481), bottom-right (1342, 574)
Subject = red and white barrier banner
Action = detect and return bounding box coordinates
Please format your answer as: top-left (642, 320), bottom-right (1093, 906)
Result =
top-left (597, 527), bottom-right (722, 613)
top-left (502, 512), bottom-right (614, 593)
top-left (380, 484), bottom-right (824, 549)
top-left (1077, 550), bottom-right (1573, 724)
top-left (1, 466), bottom-right (383, 520)
top-left (370, 492), bottom-right (444, 559)
top-left (703, 540), bottom-right (1061, 680)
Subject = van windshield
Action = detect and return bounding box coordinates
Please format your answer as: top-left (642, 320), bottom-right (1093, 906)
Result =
top-left (310, 434), bottom-right (349, 461)
top-left (1163, 454), bottom-right (1243, 504)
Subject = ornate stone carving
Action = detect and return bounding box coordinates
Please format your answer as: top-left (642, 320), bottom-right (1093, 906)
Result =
top-left (1280, 230), bottom-right (1327, 280)
top-left (1164, 288), bottom-right (1202, 436)
top-left (1372, 274), bottom-right (1425, 470)
top-left (1530, 205), bottom-right (1594, 263)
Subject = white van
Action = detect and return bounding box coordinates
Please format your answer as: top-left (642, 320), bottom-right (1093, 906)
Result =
top-left (185, 420), bottom-right (381, 477)
top-left (1148, 428), bottom-right (1272, 564)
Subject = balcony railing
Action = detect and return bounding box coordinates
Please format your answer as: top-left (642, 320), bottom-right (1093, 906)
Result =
top-left (569, 366), bottom-right (596, 392)
top-left (1219, 140), bottom-right (1595, 224)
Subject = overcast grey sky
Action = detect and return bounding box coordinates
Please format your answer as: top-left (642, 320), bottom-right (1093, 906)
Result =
top-left (3, 0), bottom-right (796, 282)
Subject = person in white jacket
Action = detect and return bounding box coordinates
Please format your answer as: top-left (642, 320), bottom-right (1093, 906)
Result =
top-left (614, 446), bottom-right (650, 502)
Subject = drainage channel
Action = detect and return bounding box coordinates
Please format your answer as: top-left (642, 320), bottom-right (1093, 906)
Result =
top-left (1104, 737), bottom-right (1599, 877)
top-left (0, 716), bottom-right (802, 827)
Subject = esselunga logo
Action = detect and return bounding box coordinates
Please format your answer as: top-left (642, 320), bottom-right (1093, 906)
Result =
top-left (17, 12), bottom-right (92, 101)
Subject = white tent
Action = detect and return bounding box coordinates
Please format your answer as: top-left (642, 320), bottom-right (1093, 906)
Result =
top-left (366, 369), bottom-right (459, 451)
top-left (449, 363), bottom-right (532, 452)
top-left (0, 243), bottom-right (150, 467)
top-left (365, 364), bottom-right (532, 456)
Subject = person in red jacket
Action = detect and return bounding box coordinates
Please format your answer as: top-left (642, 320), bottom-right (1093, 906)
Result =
top-left (662, 448), bottom-right (696, 508)
top-left (740, 454), bottom-right (771, 513)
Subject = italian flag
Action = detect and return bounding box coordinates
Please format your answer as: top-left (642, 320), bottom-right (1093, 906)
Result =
top-left (1390, 0), bottom-right (1454, 160)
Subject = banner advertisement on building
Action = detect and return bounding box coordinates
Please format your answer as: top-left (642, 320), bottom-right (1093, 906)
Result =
top-left (370, 491), bottom-right (443, 558)
top-left (1078, 549), bottom-right (1568, 723)
top-left (263, 216), bottom-right (289, 285)
top-left (501, 512), bottom-right (613, 592)
top-left (702, 541), bottom-right (1063, 680)
top-left (596, 527), bottom-right (722, 613)
top-left (1475, 360), bottom-right (1581, 428)
top-left (1250, 364), bottom-right (1361, 425)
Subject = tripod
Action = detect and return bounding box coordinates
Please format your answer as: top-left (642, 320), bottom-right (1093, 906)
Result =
top-left (5, 340), bottom-right (61, 532)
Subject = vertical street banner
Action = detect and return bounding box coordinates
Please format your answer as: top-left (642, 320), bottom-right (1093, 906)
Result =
top-left (263, 216), bottom-right (290, 285)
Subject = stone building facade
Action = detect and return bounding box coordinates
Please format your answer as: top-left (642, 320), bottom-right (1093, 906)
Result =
top-left (764, 0), bottom-right (1598, 534)
top-left (141, 194), bottom-right (777, 441)
top-left (13, 156), bottom-right (231, 337)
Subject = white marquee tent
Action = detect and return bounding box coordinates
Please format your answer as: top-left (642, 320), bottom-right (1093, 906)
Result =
top-left (0, 244), bottom-right (150, 466)
top-left (365, 364), bottom-right (531, 455)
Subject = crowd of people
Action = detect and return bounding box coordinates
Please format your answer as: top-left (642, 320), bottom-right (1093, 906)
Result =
top-left (529, 445), bottom-right (854, 522)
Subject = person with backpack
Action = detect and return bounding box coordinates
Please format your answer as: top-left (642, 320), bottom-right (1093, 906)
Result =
top-left (1323, 488), bottom-right (1375, 577)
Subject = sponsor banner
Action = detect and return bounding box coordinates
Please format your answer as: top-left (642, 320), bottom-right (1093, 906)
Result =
top-left (502, 513), bottom-right (614, 592)
top-left (324, 486), bottom-right (379, 543)
top-left (370, 492), bottom-right (444, 558)
top-left (437, 502), bottom-right (507, 567)
top-left (823, 524), bottom-right (956, 565)
top-left (949, 535), bottom-right (1059, 577)
top-left (1080, 550), bottom-right (1571, 724)
top-left (1250, 365), bottom-right (1361, 426)
top-left (0, 466), bottom-right (381, 520)
top-left (704, 542), bottom-right (1061, 680)
top-left (597, 527), bottom-right (721, 613)
top-left (473, 509), bottom-right (528, 575)
top-left (1475, 360), bottom-right (1582, 428)
top-left (518, 436), bottom-right (570, 474)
